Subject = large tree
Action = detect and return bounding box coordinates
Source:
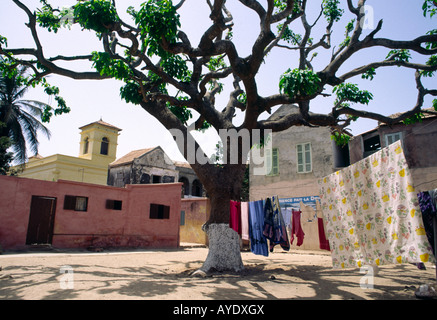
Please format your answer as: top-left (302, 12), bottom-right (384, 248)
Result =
top-left (1, 0), bottom-right (436, 272)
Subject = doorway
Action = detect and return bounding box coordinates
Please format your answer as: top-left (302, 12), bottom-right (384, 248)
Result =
top-left (26, 196), bottom-right (57, 245)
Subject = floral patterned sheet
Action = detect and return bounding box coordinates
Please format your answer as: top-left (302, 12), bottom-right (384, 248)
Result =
top-left (318, 141), bottom-right (435, 269)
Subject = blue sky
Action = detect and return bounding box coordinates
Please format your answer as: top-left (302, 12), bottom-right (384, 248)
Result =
top-left (1, 1), bottom-right (435, 163)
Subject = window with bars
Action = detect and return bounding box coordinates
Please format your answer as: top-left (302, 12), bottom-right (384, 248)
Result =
top-left (297, 143), bottom-right (312, 173)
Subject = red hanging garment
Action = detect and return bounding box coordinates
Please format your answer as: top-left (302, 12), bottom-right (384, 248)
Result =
top-left (229, 200), bottom-right (242, 235)
top-left (290, 209), bottom-right (305, 246)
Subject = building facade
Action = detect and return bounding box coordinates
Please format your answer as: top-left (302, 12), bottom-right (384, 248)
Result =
top-left (108, 147), bottom-right (205, 197)
top-left (15, 120), bottom-right (121, 186)
top-left (348, 110), bottom-right (437, 192)
top-left (249, 104), bottom-right (350, 250)
top-left (0, 175), bottom-right (182, 251)
top-left (250, 104), bottom-right (349, 201)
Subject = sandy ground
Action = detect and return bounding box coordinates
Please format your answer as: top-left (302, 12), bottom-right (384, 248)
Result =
top-left (0, 244), bottom-right (436, 301)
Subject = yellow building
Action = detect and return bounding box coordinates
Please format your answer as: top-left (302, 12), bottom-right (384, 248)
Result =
top-left (16, 120), bottom-right (121, 185)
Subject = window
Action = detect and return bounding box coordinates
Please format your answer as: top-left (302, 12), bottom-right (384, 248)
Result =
top-left (363, 135), bottom-right (381, 158)
top-left (385, 132), bottom-right (403, 147)
top-left (64, 195), bottom-right (88, 212)
top-left (83, 137), bottom-right (89, 154)
top-left (265, 148), bottom-right (279, 176)
top-left (192, 179), bottom-right (203, 196)
top-left (152, 175), bottom-right (161, 183)
top-left (150, 203), bottom-right (170, 219)
top-left (180, 210), bottom-right (185, 226)
top-left (106, 199), bottom-right (122, 210)
top-left (297, 143), bottom-right (312, 173)
top-left (100, 137), bottom-right (109, 155)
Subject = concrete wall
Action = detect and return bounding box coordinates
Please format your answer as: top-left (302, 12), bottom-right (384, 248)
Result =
top-left (0, 175), bottom-right (181, 251)
top-left (180, 198), bottom-right (210, 245)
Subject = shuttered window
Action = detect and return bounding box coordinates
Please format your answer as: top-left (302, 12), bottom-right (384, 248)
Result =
top-left (265, 148), bottom-right (279, 176)
top-left (385, 132), bottom-right (403, 147)
top-left (297, 143), bottom-right (312, 173)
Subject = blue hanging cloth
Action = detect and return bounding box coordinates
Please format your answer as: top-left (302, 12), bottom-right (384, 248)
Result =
top-left (248, 200), bottom-right (269, 257)
top-left (263, 196), bottom-right (290, 252)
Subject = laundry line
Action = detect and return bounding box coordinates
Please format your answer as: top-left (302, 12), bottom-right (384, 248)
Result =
top-left (228, 194), bottom-right (329, 258)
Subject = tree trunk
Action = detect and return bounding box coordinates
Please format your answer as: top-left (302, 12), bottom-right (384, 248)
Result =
top-left (194, 164), bottom-right (247, 273)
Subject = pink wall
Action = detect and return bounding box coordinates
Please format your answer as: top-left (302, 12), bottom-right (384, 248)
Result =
top-left (0, 176), bottom-right (181, 251)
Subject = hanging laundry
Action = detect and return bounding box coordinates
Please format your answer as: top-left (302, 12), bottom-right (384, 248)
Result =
top-left (229, 200), bottom-right (241, 235)
top-left (318, 141), bottom-right (435, 269)
top-left (281, 207), bottom-right (292, 229)
top-left (263, 196), bottom-right (290, 252)
top-left (418, 191), bottom-right (436, 255)
top-left (241, 202), bottom-right (249, 241)
top-left (429, 189), bottom-right (437, 210)
top-left (290, 209), bottom-right (305, 246)
top-left (318, 218), bottom-right (330, 251)
top-left (248, 200), bottom-right (269, 257)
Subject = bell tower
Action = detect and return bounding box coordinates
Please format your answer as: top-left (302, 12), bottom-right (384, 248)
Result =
top-left (78, 119), bottom-right (122, 165)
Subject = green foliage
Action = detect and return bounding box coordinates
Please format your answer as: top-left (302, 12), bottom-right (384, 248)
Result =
top-left (279, 68), bottom-right (321, 98)
top-left (340, 19), bottom-right (355, 47)
top-left (331, 131), bottom-right (351, 146)
top-left (135, 0), bottom-right (180, 58)
top-left (425, 29), bottom-right (437, 50)
top-left (73, 0), bottom-right (119, 34)
top-left (207, 56), bottom-right (227, 72)
top-left (333, 83), bottom-right (373, 105)
top-left (402, 112), bottom-right (425, 125)
top-left (36, 4), bottom-right (61, 32)
top-left (277, 24), bottom-right (302, 45)
top-left (0, 122), bottom-right (13, 175)
top-left (120, 80), bottom-right (142, 105)
top-left (1, 56), bottom-right (69, 122)
top-left (361, 67), bottom-right (376, 80)
top-left (238, 92), bottom-right (247, 104)
top-left (386, 49), bottom-right (412, 64)
top-left (423, 0), bottom-right (437, 17)
top-left (273, 0), bottom-right (303, 14)
top-left (160, 55), bottom-right (190, 81)
top-left (421, 55), bottom-right (437, 77)
top-left (322, 0), bottom-right (344, 23)
top-left (91, 51), bottom-right (132, 80)
top-left (167, 97), bottom-right (192, 125)
top-left (0, 35), bottom-right (7, 47)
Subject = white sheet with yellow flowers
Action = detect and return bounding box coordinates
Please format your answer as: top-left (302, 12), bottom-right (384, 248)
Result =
top-left (318, 141), bottom-right (435, 269)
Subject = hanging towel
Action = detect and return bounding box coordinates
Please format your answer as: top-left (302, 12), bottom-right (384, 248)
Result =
top-left (241, 202), bottom-right (249, 241)
top-left (318, 218), bottom-right (330, 251)
top-left (290, 209), bottom-right (305, 246)
top-left (263, 196), bottom-right (290, 252)
top-left (248, 200), bottom-right (269, 257)
top-left (229, 200), bottom-right (241, 235)
top-left (318, 141), bottom-right (435, 269)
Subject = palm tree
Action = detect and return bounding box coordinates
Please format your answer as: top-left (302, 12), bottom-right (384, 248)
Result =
top-left (0, 66), bottom-right (51, 165)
